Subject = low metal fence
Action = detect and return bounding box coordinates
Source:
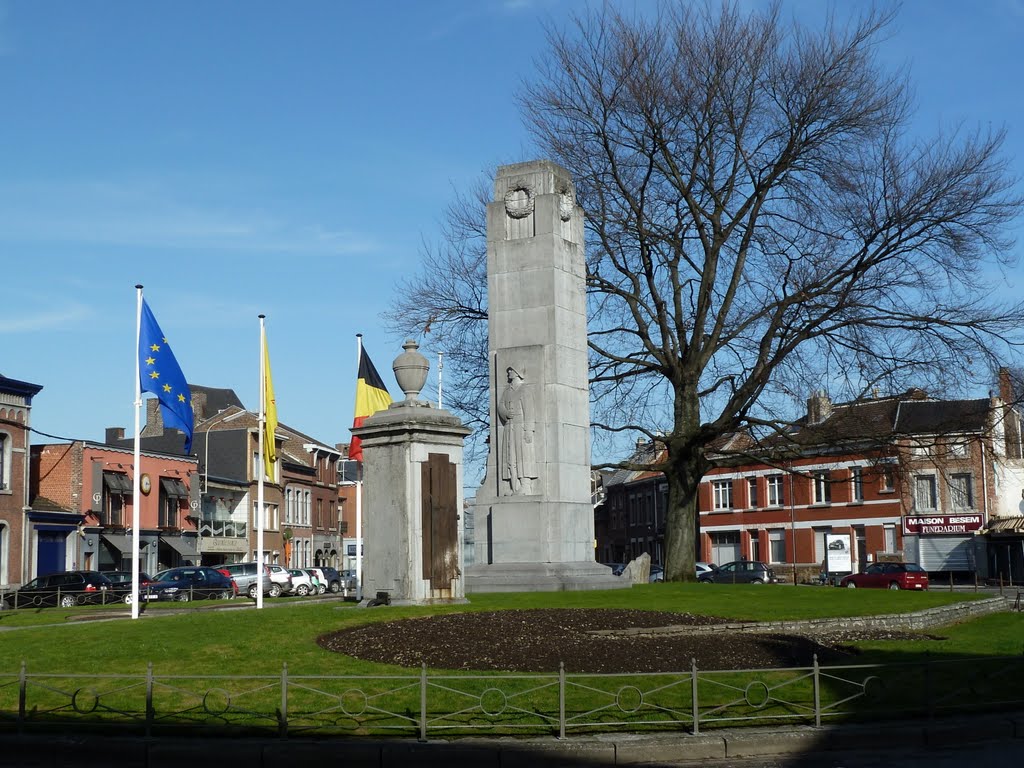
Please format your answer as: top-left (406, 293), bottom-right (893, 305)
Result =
top-left (1, 654), bottom-right (1022, 739)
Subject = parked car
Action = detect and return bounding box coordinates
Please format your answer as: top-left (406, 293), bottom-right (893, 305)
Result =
top-left (318, 566), bottom-right (344, 594)
top-left (145, 566), bottom-right (235, 602)
top-left (698, 560), bottom-right (776, 584)
top-left (304, 568), bottom-right (327, 594)
top-left (104, 571), bottom-right (156, 604)
top-left (287, 568), bottom-right (316, 596)
top-left (0, 570), bottom-right (115, 609)
top-left (267, 564), bottom-right (294, 595)
top-left (839, 562), bottom-right (929, 590)
top-left (340, 569), bottom-right (358, 593)
top-left (602, 563), bottom-right (626, 576)
top-left (649, 565), bottom-right (664, 582)
top-left (215, 562), bottom-right (279, 598)
top-left (696, 562), bottom-right (718, 578)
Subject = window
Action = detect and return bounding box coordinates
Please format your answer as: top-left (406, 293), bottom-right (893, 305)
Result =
top-left (747, 478), bottom-right (758, 508)
top-left (851, 467), bottom-right (864, 502)
top-left (948, 441), bottom-right (969, 458)
top-left (158, 486), bottom-right (178, 528)
top-left (767, 475), bottom-right (784, 506)
top-left (911, 440), bottom-right (931, 457)
top-left (252, 452), bottom-right (277, 482)
top-left (768, 529), bottom-right (786, 563)
top-left (949, 473), bottom-right (974, 509)
top-left (914, 475), bottom-right (938, 511)
top-left (813, 527), bottom-right (832, 562)
top-left (0, 432), bottom-right (8, 490)
top-left (883, 525), bottom-right (897, 553)
top-left (712, 480), bottom-right (734, 511)
top-left (748, 531), bottom-right (760, 562)
top-left (101, 472), bottom-right (131, 526)
top-left (812, 471), bottom-right (831, 504)
top-left (252, 503), bottom-right (279, 531)
top-left (880, 467), bottom-right (895, 492)
top-left (710, 531), bottom-right (741, 563)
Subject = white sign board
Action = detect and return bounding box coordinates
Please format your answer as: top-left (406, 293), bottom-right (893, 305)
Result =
top-left (825, 534), bottom-right (852, 572)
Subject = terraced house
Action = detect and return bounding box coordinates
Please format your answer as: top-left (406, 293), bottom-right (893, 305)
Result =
top-left (596, 370), bottom-right (1024, 584)
top-left (0, 373), bottom-right (43, 587)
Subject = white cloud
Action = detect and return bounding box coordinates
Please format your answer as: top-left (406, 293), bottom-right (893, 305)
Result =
top-left (0, 179), bottom-right (381, 256)
top-left (0, 303), bottom-right (94, 333)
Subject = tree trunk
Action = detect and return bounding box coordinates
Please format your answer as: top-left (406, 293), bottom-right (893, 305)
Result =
top-left (663, 385), bottom-right (709, 582)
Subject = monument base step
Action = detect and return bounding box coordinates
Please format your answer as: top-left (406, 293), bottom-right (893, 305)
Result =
top-left (464, 562), bottom-right (630, 593)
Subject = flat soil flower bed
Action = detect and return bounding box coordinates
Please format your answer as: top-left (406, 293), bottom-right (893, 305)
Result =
top-left (318, 608), bottom-right (937, 673)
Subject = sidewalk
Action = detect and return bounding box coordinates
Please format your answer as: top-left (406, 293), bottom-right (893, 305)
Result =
top-left (2, 710), bottom-right (1021, 767)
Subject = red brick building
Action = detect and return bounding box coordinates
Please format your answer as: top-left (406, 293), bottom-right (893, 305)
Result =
top-left (30, 441), bottom-right (199, 577)
top-left (0, 373), bottom-right (43, 587)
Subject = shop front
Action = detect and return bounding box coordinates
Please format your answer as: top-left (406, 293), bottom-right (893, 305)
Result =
top-left (902, 513), bottom-right (983, 574)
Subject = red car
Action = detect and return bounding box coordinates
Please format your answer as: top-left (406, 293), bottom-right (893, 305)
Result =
top-left (839, 562), bottom-right (929, 590)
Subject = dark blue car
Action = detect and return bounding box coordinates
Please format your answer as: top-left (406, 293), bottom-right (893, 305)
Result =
top-left (145, 566), bottom-right (235, 602)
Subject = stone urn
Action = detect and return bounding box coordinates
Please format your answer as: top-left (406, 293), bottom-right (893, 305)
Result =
top-left (392, 339), bottom-right (429, 403)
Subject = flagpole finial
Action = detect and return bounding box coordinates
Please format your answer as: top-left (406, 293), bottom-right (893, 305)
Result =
top-left (356, 333), bottom-right (363, 339)
top-left (259, 314), bottom-right (266, 320)
top-left (135, 284), bottom-right (143, 290)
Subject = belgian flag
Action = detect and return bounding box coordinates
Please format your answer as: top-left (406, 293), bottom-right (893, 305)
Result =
top-left (350, 347), bottom-right (392, 461)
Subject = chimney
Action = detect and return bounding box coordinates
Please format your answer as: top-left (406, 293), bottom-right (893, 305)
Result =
top-left (105, 427), bottom-right (125, 443)
top-left (998, 367), bottom-right (1016, 404)
top-left (191, 390), bottom-right (209, 421)
top-left (636, 437), bottom-right (649, 452)
top-left (806, 391), bottom-right (832, 425)
top-left (141, 398), bottom-right (164, 438)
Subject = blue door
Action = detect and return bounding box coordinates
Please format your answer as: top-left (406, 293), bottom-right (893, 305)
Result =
top-left (36, 530), bottom-right (67, 576)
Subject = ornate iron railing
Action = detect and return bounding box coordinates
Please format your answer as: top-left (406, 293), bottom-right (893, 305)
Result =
top-left (1, 654), bottom-right (1022, 739)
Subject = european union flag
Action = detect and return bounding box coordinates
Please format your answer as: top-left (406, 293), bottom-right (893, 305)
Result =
top-left (139, 299), bottom-right (194, 453)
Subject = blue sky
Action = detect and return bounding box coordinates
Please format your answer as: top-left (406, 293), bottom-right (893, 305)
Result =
top-left (2, 1), bottom-right (1022, 471)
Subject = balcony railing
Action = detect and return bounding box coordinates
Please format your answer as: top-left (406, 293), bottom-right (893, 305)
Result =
top-left (199, 519), bottom-right (248, 539)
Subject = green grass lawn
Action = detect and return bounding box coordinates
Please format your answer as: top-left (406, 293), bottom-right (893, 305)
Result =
top-left (0, 583), bottom-right (1010, 676)
top-left (0, 585), bottom-right (1019, 738)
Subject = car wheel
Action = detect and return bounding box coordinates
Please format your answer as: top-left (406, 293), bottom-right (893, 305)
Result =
top-left (176, 592), bottom-right (191, 602)
top-left (318, 584), bottom-right (327, 594)
top-left (59, 595), bottom-right (77, 608)
top-left (888, 582), bottom-right (901, 590)
top-left (329, 582), bottom-right (340, 593)
top-left (845, 581), bottom-right (857, 588)
top-left (247, 584), bottom-right (258, 599)
top-left (296, 585), bottom-right (310, 596)
top-left (269, 583), bottom-right (282, 598)
top-left (123, 593), bottom-right (135, 605)
top-left (215, 590), bottom-right (230, 600)
top-left (750, 578), bottom-right (764, 585)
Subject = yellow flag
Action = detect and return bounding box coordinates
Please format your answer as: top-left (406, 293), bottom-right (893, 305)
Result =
top-left (263, 330), bottom-right (278, 478)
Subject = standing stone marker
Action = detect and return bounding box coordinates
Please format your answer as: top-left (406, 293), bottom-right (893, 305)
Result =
top-left (354, 341), bottom-right (471, 605)
top-left (467, 160), bottom-right (624, 592)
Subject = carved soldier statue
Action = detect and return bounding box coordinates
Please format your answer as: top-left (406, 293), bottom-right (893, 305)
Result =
top-left (496, 366), bottom-right (537, 495)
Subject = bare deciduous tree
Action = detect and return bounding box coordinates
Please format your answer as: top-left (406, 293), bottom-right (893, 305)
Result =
top-left (388, 3), bottom-right (1024, 580)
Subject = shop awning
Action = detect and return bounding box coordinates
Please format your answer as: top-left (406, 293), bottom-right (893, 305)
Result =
top-left (103, 473), bottom-right (133, 494)
top-left (161, 535), bottom-right (199, 558)
top-left (160, 478), bottom-right (189, 498)
top-left (101, 533), bottom-right (149, 553)
top-left (984, 517), bottom-right (1024, 534)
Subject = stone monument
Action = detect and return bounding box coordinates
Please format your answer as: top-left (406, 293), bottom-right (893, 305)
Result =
top-left (353, 340), bottom-right (472, 605)
top-left (466, 160), bottom-right (623, 592)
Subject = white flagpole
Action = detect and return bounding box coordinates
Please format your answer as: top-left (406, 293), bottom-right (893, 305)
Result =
top-left (256, 315), bottom-right (266, 609)
top-left (131, 285), bottom-right (144, 619)
top-left (355, 334), bottom-right (363, 602)
top-left (438, 351), bottom-right (444, 410)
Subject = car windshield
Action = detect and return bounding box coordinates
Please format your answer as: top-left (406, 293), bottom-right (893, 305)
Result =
top-left (153, 570), bottom-right (178, 582)
top-left (904, 563), bottom-right (926, 572)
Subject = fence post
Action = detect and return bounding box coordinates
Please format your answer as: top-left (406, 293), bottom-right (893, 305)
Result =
top-left (146, 662), bottom-right (154, 738)
top-left (691, 658), bottom-right (700, 735)
top-left (558, 662), bottom-right (566, 739)
top-left (18, 661), bottom-right (26, 734)
top-left (279, 662), bottom-right (288, 740)
top-left (812, 654), bottom-right (821, 727)
top-left (419, 663), bottom-right (428, 742)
